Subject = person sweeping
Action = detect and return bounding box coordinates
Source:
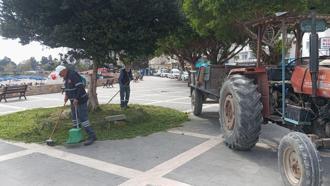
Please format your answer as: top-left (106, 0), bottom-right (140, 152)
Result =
top-left (55, 65), bottom-right (97, 146)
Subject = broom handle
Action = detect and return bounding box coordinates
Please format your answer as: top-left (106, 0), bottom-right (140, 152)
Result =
top-left (107, 79), bottom-right (130, 104)
top-left (49, 101), bottom-right (67, 139)
top-left (75, 105), bottom-right (80, 129)
top-left (107, 90), bottom-right (120, 104)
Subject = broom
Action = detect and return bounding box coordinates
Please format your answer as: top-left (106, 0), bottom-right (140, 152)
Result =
top-left (45, 102), bottom-right (67, 146)
top-left (66, 105), bottom-right (83, 144)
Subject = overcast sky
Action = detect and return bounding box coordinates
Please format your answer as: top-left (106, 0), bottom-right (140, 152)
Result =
top-left (0, 36), bottom-right (68, 64)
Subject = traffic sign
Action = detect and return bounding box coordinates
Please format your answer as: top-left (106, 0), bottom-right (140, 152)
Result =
top-left (300, 19), bottom-right (327, 32)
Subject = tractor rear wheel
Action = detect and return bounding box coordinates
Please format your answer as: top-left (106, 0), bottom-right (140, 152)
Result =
top-left (219, 74), bottom-right (263, 150)
top-left (191, 89), bottom-right (203, 116)
top-left (278, 132), bottom-right (323, 186)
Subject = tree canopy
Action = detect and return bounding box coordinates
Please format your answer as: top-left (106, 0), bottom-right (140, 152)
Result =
top-left (156, 0), bottom-right (248, 68)
top-left (0, 0), bottom-right (183, 110)
top-left (181, 0), bottom-right (330, 65)
top-left (0, 0), bottom-right (182, 60)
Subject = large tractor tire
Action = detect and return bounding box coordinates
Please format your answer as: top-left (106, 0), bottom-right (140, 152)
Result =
top-left (219, 74), bottom-right (263, 150)
top-left (191, 88), bottom-right (203, 116)
top-left (278, 132), bottom-right (323, 186)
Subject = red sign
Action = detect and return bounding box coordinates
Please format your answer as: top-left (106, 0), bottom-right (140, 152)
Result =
top-left (321, 37), bottom-right (330, 49)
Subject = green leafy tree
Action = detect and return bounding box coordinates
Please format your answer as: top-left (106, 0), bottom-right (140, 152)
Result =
top-left (3, 62), bottom-right (17, 74)
top-left (40, 56), bottom-right (49, 66)
top-left (0, 0), bottom-right (182, 110)
top-left (156, 23), bottom-right (203, 68)
top-left (182, 0), bottom-right (247, 65)
top-left (0, 56), bottom-right (13, 71)
top-left (17, 57), bottom-right (38, 72)
top-left (184, 0), bottom-right (330, 64)
top-left (39, 55), bottom-right (59, 71)
top-left (0, 57), bottom-right (16, 74)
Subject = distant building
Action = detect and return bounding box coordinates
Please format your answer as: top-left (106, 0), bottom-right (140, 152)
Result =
top-left (227, 44), bottom-right (257, 65)
top-left (229, 28), bottom-right (330, 65)
top-left (302, 29), bottom-right (330, 57)
top-left (148, 55), bottom-right (178, 70)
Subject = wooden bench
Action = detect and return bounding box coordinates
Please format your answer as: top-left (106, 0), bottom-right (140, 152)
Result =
top-left (0, 85), bottom-right (28, 102)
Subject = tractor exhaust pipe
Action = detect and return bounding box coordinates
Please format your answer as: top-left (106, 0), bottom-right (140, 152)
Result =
top-left (309, 8), bottom-right (319, 98)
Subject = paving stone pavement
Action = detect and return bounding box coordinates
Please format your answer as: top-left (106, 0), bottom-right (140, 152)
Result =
top-left (0, 76), bottom-right (329, 186)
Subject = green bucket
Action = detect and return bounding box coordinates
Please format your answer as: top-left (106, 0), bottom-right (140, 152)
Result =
top-left (66, 128), bottom-right (83, 144)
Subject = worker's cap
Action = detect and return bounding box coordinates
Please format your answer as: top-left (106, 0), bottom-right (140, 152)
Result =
top-left (55, 65), bottom-right (66, 75)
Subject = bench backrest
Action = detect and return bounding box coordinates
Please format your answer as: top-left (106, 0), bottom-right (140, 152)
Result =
top-left (4, 85), bottom-right (28, 94)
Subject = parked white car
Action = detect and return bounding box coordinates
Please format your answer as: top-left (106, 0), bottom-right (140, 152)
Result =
top-left (169, 69), bottom-right (180, 79)
top-left (160, 69), bottom-right (170, 78)
top-left (154, 69), bottom-right (162, 76)
top-left (181, 71), bottom-right (189, 81)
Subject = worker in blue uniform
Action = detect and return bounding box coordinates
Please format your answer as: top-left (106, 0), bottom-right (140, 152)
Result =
top-left (118, 64), bottom-right (133, 109)
top-left (55, 65), bottom-right (97, 145)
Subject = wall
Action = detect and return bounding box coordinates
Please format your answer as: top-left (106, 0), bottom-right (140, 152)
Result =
top-left (26, 84), bottom-right (63, 96)
top-left (1, 78), bottom-right (118, 97)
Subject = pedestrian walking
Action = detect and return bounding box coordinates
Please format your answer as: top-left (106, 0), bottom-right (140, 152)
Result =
top-left (118, 64), bottom-right (133, 109)
top-left (139, 68), bottom-right (144, 80)
top-left (55, 65), bottom-right (97, 145)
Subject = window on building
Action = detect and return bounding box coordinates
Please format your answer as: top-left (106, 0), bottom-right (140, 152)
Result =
top-left (240, 52), bottom-right (248, 60)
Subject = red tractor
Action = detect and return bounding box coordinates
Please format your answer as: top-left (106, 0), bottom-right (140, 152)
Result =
top-left (190, 10), bottom-right (330, 185)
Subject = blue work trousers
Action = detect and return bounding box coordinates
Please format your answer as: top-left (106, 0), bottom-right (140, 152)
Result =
top-left (70, 101), bottom-right (90, 128)
top-left (120, 84), bottom-right (130, 108)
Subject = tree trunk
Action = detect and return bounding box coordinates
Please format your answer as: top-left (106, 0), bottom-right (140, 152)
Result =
top-left (87, 64), bottom-right (99, 111)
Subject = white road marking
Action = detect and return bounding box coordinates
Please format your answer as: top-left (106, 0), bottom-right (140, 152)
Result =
top-left (28, 96), bottom-right (63, 101)
top-left (146, 97), bottom-right (188, 105)
top-left (119, 137), bottom-right (223, 186)
top-left (97, 96), bottom-right (158, 103)
top-left (0, 149), bottom-right (35, 162)
top-left (0, 99), bottom-right (59, 106)
top-left (140, 93), bottom-right (189, 98)
top-left (130, 87), bottom-right (175, 94)
top-left (0, 104), bottom-right (65, 116)
top-left (183, 104), bottom-right (219, 113)
top-left (147, 177), bottom-right (192, 186)
top-left (0, 104), bottom-right (26, 110)
top-left (168, 130), bottom-right (219, 139)
top-left (0, 110), bottom-right (25, 116)
top-left (167, 101), bottom-right (191, 105)
top-left (130, 98), bottom-right (159, 102)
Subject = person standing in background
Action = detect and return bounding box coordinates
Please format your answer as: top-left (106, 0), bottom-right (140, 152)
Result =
top-left (118, 64), bottom-right (133, 109)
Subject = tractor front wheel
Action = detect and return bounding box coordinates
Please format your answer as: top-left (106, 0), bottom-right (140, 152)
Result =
top-left (278, 132), bottom-right (323, 186)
